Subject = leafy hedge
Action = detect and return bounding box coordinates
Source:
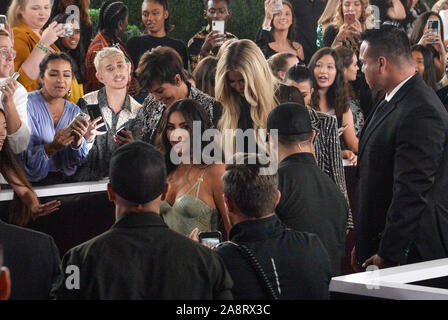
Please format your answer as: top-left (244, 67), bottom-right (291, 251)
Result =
top-left (89, 0), bottom-right (265, 44)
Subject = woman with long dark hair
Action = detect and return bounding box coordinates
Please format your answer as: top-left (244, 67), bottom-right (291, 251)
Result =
top-left (1, 109), bottom-right (60, 226)
top-left (412, 44), bottom-right (437, 90)
top-left (154, 98), bottom-right (230, 237)
top-left (256, 0), bottom-right (304, 61)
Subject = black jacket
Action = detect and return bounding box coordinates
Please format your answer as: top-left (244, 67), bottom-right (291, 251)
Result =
top-left (0, 219), bottom-right (60, 300)
top-left (51, 212), bottom-right (233, 300)
top-left (356, 74), bottom-right (448, 264)
top-left (215, 215), bottom-right (331, 300)
top-left (276, 153), bottom-right (348, 276)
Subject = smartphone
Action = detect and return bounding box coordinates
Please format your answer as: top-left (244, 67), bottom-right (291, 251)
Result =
top-left (12, 72), bottom-right (20, 80)
top-left (212, 20), bottom-right (225, 35)
top-left (427, 19), bottom-right (440, 40)
top-left (116, 126), bottom-right (127, 138)
top-left (198, 231), bottom-right (222, 248)
top-left (65, 112), bottom-right (90, 132)
top-left (0, 15), bottom-right (7, 29)
top-left (85, 104), bottom-right (107, 132)
top-left (272, 0), bottom-right (283, 12)
top-left (344, 12), bottom-right (356, 25)
top-left (59, 23), bottom-right (74, 37)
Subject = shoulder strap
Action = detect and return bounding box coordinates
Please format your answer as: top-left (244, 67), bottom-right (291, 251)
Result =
top-left (226, 241), bottom-right (279, 300)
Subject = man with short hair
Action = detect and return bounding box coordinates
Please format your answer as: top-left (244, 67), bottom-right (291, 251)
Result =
top-left (75, 47), bottom-right (142, 181)
top-left (267, 52), bottom-right (299, 81)
top-left (267, 103), bottom-right (348, 276)
top-left (354, 25), bottom-right (448, 270)
top-left (52, 142), bottom-right (233, 299)
top-left (188, 0), bottom-right (237, 71)
top-left (214, 153), bottom-right (331, 300)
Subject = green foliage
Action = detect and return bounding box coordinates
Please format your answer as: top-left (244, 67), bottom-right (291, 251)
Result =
top-left (89, 0), bottom-right (265, 43)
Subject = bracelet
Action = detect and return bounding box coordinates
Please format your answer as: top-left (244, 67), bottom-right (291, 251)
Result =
top-left (36, 43), bottom-right (49, 53)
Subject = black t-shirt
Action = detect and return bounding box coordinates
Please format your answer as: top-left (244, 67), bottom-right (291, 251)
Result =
top-left (126, 34), bottom-right (189, 69)
top-left (290, 0), bottom-right (326, 64)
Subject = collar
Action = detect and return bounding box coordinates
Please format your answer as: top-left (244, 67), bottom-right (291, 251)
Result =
top-left (98, 87), bottom-right (131, 112)
top-left (385, 73), bottom-right (416, 102)
top-left (279, 152), bottom-right (316, 168)
top-left (229, 215), bottom-right (284, 242)
top-left (112, 212), bottom-right (168, 229)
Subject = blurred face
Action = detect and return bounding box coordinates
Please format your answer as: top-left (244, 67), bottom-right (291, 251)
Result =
top-left (342, 0), bottom-right (363, 21)
top-left (0, 36), bottom-right (15, 78)
top-left (227, 70), bottom-right (245, 96)
top-left (344, 53), bottom-right (359, 82)
top-left (142, 1), bottom-right (169, 35)
top-left (0, 111), bottom-right (6, 151)
top-left (272, 4), bottom-right (293, 31)
top-left (150, 75), bottom-right (186, 107)
top-left (40, 59), bottom-right (73, 99)
top-left (289, 80), bottom-right (313, 106)
top-left (19, 0), bottom-right (52, 30)
top-left (412, 50), bottom-right (425, 76)
top-left (166, 111), bottom-right (190, 156)
top-left (313, 54), bottom-right (337, 89)
top-left (97, 54), bottom-right (129, 90)
top-left (60, 20), bottom-right (80, 51)
top-left (205, 0), bottom-right (231, 25)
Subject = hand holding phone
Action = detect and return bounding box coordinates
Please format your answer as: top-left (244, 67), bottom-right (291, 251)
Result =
top-left (272, 0), bottom-right (283, 12)
top-left (86, 104), bottom-right (107, 132)
top-left (427, 19), bottom-right (440, 43)
top-left (344, 12), bottom-right (356, 25)
top-left (198, 231), bottom-right (222, 248)
top-left (0, 15), bottom-right (7, 29)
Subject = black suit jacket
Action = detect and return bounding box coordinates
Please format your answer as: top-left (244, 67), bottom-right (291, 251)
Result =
top-left (355, 74), bottom-right (448, 264)
top-left (0, 219), bottom-right (60, 299)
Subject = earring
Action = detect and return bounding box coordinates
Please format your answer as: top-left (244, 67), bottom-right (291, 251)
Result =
top-left (67, 89), bottom-right (72, 97)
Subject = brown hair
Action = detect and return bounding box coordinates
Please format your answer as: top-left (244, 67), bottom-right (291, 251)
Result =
top-left (192, 56), bottom-right (218, 97)
top-left (57, 0), bottom-right (92, 26)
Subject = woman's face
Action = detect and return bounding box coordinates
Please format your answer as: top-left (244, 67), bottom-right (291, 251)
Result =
top-left (344, 53), bottom-right (359, 82)
top-left (19, 0), bottom-right (52, 30)
top-left (166, 111), bottom-right (191, 156)
top-left (0, 111), bottom-right (6, 151)
top-left (150, 75), bottom-right (187, 107)
top-left (142, 1), bottom-right (168, 35)
top-left (313, 54), bottom-right (337, 89)
top-left (40, 59), bottom-right (73, 99)
top-left (60, 20), bottom-right (81, 51)
top-left (227, 70), bottom-right (245, 96)
top-left (272, 4), bottom-right (293, 31)
top-left (342, 0), bottom-right (363, 21)
top-left (0, 36), bottom-right (15, 78)
top-left (412, 50), bottom-right (425, 76)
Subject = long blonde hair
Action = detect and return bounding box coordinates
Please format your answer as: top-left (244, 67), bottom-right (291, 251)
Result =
top-left (332, 0), bottom-right (373, 30)
top-left (318, 0), bottom-right (340, 25)
top-left (215, 39), bottom-right (278, 157)
top-left (7, 0), bottom-right (54, 28)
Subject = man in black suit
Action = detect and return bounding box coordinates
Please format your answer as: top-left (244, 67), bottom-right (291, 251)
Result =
top-left (353, 25), bottom-right (448, 271)
top-left (0, 220), bottom-right (61, 299)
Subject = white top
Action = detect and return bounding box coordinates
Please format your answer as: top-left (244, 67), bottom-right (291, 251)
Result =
top-left (385, 74), bottom-right (415, 102)
top-left (0, 77), bottom-right (30, 154)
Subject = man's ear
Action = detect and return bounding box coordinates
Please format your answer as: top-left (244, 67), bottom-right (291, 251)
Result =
top-left (161, 183), bottom-right (170, 201)
top-left (96, 71), bottom-right (103, 84)
top-left (278, 70), bottom-right (286, 81)
top-left (174, 74), bottom-right (182, 86)
top-left (107, 183), bottom-right (116, 203)
top-left (0, 267), bottom-right (11, 300)
top-left (164, 9), bottom-right (169, 20)
top-left (378, 56), bottom-right (387, 73)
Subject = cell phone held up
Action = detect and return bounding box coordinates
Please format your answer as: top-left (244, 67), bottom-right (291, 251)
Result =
top-left (65, 112), bottom-right (90, 133)
top-left (272, 0), bottom-right (283, 12)
top-left (427, 19), bottom-right (440, 42)
top-left (344, 12), bottom-right (356, 25)
top-left (86, 104), bottom-right (107, 132)
top-left (0, 15), bottom-right (7, 29)
top-left (198, 231), bottom-right (222, 248)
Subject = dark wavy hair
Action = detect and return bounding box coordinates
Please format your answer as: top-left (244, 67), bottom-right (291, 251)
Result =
top-left (308, 47), bottom-right (348, 117)
top-left (0, 109), bottom-right (35, 226)
top-left (52, 13), bottom-right (84, 83)
top-left (143, 0), bottom-right (174, 32)
top-left (154, 99), bottom-right (219, 174)
top-left (411, 44), bottom-right (437, 90)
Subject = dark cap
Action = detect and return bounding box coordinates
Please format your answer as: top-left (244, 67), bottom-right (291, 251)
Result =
top-left (267, 103), bottom-right (312, 135)
top-left (109, 141), bottom-right (167, 204)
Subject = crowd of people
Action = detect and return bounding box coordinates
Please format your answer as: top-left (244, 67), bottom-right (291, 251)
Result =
top-left (1, 0), bottom-right (448, 300)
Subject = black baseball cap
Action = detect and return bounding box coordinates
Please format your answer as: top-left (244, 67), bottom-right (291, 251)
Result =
top-left (109, 141), bottom-right (167, 204)
top-left (267, 103), bottom-right (312, 135)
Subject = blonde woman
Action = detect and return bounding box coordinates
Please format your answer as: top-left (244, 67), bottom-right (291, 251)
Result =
top-left (215, 39), bottom-right (277, 158)
top-left (322, 0), bottom-right (373, 54)
top-left (317, 0), bottom-right (340, 48)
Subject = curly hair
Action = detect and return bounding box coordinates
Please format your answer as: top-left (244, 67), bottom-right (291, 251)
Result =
top-left (308, 47), bottom-right (349, 117)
